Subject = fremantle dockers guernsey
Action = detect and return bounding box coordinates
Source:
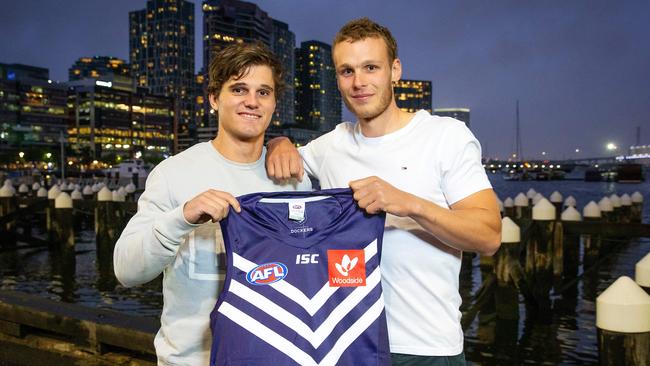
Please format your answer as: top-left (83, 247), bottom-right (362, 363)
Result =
top-left (210, 188), bottom-right (390, 366)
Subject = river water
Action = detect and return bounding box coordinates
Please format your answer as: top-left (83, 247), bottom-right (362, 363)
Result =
top-left (0, 176), bottom-right (648, 365)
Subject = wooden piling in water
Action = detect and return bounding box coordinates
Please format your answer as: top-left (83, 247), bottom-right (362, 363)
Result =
top-left (560, 206), bottom-right (582, 280)
top-left (494, 217), bottom-right (520, 321)
top-left (95, 187), bottom-right (117, 290)
top-left (0, 185), bottom-right (16, 246)
top-left (524, 198), bottom-right (556, 309)
top-left (631, 192), bottom-right (644, 224)
top-left (597, 276), bottom-right (650, 366)
top-left (550, 191), bottom-right (563, 220)
top-left (514, 193), bottom-right (530, 220)
top-left (620, 194), bottom-right (633, 224)
top-left (503, 197), bottom-right (514, 218)
top-left (53, 192), bottom-right (74, 251)
top-left (582, 201), bottom-right (602, 267)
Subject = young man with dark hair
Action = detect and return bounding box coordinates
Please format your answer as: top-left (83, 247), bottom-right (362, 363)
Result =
top-left (114, 42), bottom-right (310, 365)
top-left (267, 18), bottom-right (501, 365)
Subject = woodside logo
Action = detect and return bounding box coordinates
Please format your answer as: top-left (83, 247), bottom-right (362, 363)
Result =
top-left (327, 249), bottom-right (366, 287)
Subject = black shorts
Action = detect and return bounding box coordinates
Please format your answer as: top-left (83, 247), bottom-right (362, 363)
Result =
top-left (391, 352), bottom-right (466, 366)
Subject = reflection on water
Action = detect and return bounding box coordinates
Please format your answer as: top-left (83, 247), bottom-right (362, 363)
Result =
top-left (0, 178), bottom-right (648, 364)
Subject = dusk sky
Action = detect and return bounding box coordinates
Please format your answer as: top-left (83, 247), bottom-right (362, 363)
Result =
top-left (2, 0), bottom-right (648, 160)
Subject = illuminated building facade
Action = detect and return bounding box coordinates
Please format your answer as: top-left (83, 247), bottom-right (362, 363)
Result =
top-left (295, 40), bottom-right (340, 132)
top-left (69, 56), bottom-right (131, 81)
top-left (67, 79), bottom-right (173, 162)
top-left (270, 19), bottom-right (295, 129)
top-left (129, 0), bottom-right (195, 152)
top-left (0, 63), bottom-right (68, 158)
top-left (394, 79), bottom-right (432, 113)
top-left (434, 108), bottom-right (471, 129)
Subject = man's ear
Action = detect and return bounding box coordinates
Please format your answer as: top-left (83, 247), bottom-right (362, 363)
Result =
top-left (209, 94), bottom-right (219, 111)
top-left (391, 58), bottom-right (402, 82)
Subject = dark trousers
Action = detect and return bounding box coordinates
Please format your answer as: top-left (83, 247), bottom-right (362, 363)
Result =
top-left (391, 352), bottom-right (466, 366)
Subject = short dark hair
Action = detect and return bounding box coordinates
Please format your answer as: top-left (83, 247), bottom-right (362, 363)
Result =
top-left (333, 18), bottom-right (398, 63)
top-left (207, 41), bottom-right (285, 99)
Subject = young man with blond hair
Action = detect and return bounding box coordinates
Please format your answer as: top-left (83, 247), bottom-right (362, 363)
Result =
top-left (115, 42), bottom-right (310, 365)
top-left (267, 18), bottom-right (501, 365)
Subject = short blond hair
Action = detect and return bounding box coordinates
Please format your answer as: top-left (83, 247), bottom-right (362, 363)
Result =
top-left (333, 18), bottom-right (398, 62)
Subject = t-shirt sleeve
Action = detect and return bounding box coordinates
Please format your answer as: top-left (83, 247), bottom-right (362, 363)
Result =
top-left (298, 132), bottom-right (331, 181)
top-left (440, 123), bottom-right (492, 205)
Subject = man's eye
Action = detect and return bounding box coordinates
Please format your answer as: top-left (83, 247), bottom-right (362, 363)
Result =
top-left (259, 90), bottom-right (271, 96)
top-left (232, 88), bottom-right (245, 94)
top-left (366, 65), bottom-right (378, 71)
top-left (340, 69), bottom-right (353, 76)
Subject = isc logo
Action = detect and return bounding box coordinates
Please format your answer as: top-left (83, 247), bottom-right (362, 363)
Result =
top-left (246, 262), bottom-right (288, 285)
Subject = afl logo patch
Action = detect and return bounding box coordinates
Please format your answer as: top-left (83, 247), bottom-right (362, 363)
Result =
top-left (246, 262), bottom-right (288, 285)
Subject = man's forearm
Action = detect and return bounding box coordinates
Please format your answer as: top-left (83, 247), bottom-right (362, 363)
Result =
top-left (409, 193), bottom-right (501, 256)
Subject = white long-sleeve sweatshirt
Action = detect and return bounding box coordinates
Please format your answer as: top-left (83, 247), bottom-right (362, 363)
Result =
top-left (113, 142), bottom-right (311, 365)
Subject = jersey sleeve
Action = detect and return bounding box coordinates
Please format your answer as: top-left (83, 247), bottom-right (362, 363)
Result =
top-left (113, 165), bottom-right (199, 287)
top-left (440, 123), bottom-right (492, 205)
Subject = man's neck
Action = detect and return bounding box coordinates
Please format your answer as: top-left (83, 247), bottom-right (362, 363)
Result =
top-left (358, 103), bottom-right (415, 138)
top-left (211, 134), bottom-right (264, 163)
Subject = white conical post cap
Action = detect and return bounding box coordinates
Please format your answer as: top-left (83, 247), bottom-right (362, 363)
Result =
top-left (504, 197), bottom-right (514, 208)
top-left (514, 193), bottom-right (528, 207)
top-left (32, 182), bottom-right (41, 191)
top-left (501, 217), bottom-right (520, 243)
top-left (598, 197), bottom-right (613, 212)
top-left (71, 189), bottom-right (83, 200)
top-left (125, 183), bottom-right (136, 194)
top-left (60, 182), bottom-right (68, 191)
top-left (564, 195), bottom-right (577, 207)
top-left (3, 179), bottom-right (12, 187)
top-left (47, 185), bottom-right (61, 199)
top-left (596, 276), bottom-right (650, 332)
top-left (54, 192), bottom-right (73, 208)
top-left (0, 185), bottom-right (14, 197)
top-left (526, 188), bottom-right (537, 199)
top-left (112, 190), bottom-right (126, 202)
top-left (36, 187), bottom-right (47, 197)
top-left (117, 186), bottom-right (126, 196)
top-left (97, 186), bottom-right (112, 201)
top-left (82, 185), bottom-right (93, 195)
top-left (532, 192), bottom-right (544, 205)
top-left (583, 201), bottom-right (601, 218)
top-left (609, 194), bottom-right (621, 208)
top-left (18, 184), bottom-right (29, 193)
top-left (532, 198), bottom-right (556, 220)
top-left (636, 253), bottom-right (650, 288)
top-left (631, 191), bottom-right (643, 203)
top-left (92, 183), bottom-right (100, 193)
top-left (550, 191), bottom-right (563, 203)
top-left (561, 206), bottom-right (581, 221)
top-left (621, 193), bottom-right (632, 206)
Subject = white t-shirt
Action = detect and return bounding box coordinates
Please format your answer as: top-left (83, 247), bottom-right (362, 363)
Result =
top-left (114, 142), bottom-right (311, 366)
top-left (299, 110), bottom-right (491, 356)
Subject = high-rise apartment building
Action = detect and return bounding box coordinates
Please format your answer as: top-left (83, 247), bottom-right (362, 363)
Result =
top-left (394, 79), bottom-right (432, 114)
top-left (129, 0), bottom-right (195, 152)
top-left (294, 40), bottom-right (340, 133)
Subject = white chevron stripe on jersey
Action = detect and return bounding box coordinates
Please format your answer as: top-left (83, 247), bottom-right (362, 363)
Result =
top-left (232, 239), bottom-right (379, 316)
top-left (218, 297), bottom-right (385, 366)
top-left (228, 267), bottom-right (381, 348)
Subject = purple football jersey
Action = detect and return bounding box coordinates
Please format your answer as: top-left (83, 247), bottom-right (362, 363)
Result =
top-left (210, 188), bottom-right (390, 365)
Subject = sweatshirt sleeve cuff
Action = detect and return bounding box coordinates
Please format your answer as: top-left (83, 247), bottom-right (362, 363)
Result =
top-left (153, 205), bottom-right (201, 248)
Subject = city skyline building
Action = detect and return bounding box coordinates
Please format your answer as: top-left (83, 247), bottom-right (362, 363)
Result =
top-left (434, 108), bottom-right (471, 129)
top-left (394, 79), bottom-right (432, 114)
top-left (294, 40), bottom-right (340, 133)
top-left (270, 19), bottom-right (295, 129)
top-left (68, 56), bottom-right (131, 82)
top-left (0, 63), bottom-right (68, 159)
top-left (67, 78), bottom-right (174, 163)
top-left (129, 0), bottom-right (195, 152)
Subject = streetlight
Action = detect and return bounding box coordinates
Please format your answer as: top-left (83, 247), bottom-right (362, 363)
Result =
top-left (606, 142), bottom-right (617, 151)
top-left (18, 151), bottom-right (24, 159)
